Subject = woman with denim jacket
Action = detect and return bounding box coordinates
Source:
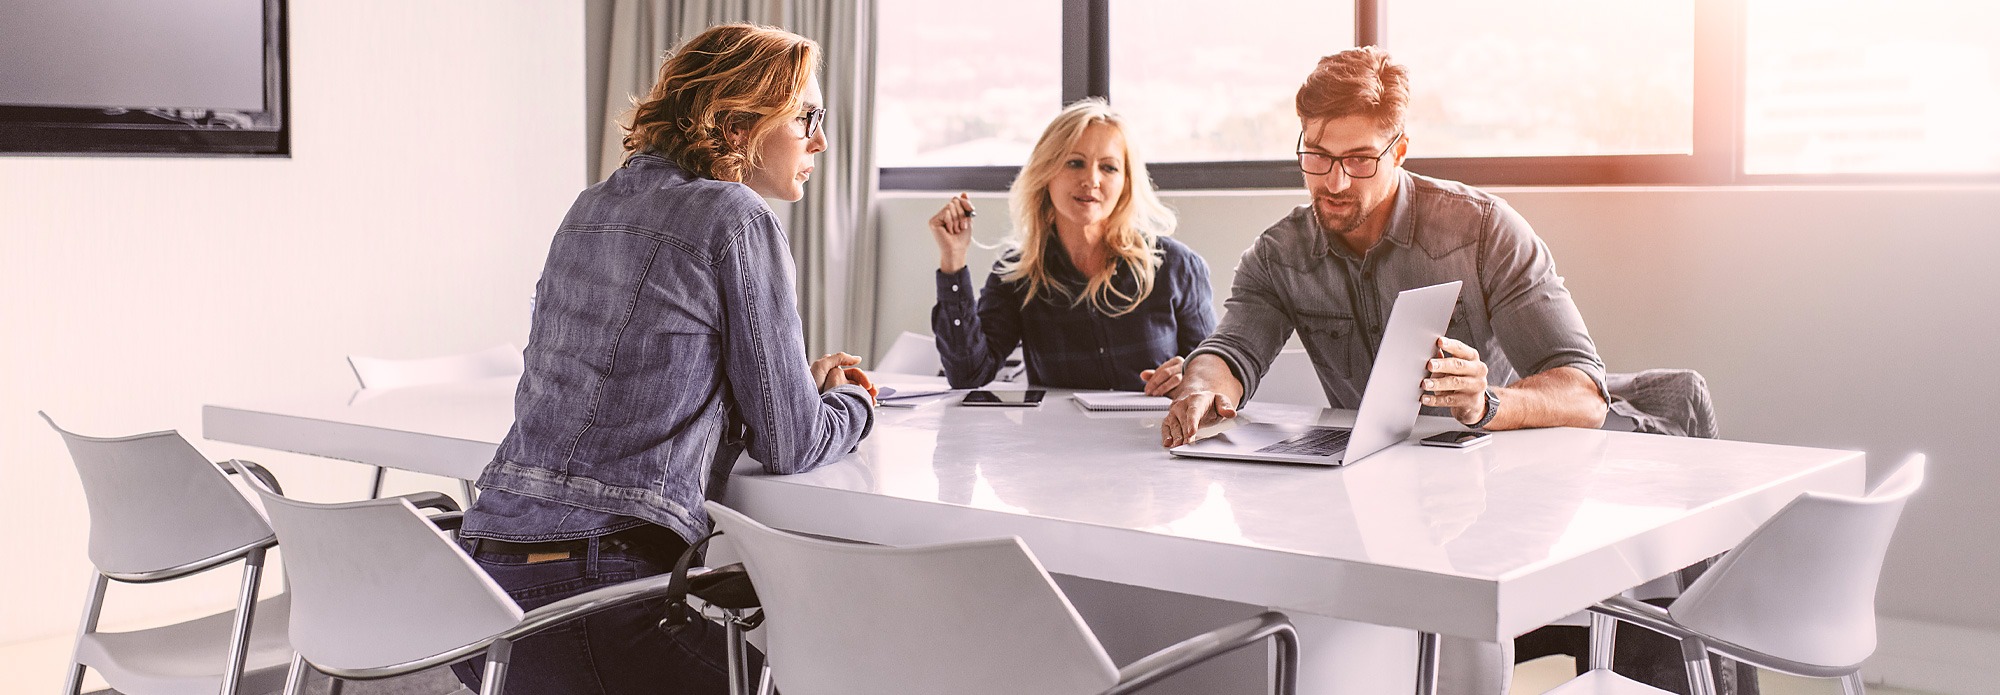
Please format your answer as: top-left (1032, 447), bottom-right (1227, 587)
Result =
top-left (927, 99), bottom-right (1217, 396)
top-left (452, 24), bottom-right (874, 695)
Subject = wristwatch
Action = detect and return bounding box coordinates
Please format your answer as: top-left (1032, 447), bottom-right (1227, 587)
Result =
top-left (1469, 388), bottom-right (1500, 430)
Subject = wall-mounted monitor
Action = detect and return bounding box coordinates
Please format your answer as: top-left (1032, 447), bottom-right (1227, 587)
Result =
top-left (0, 0), bottom-right (289, 157)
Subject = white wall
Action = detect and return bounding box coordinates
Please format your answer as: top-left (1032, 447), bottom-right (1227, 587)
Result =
top-left (876, 183), bottom-right (2000, 691)
top-left (0, 1), bottom-right (583, 690)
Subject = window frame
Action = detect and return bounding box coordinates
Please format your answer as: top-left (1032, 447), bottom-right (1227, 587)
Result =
top-left (877, 0), bottom-right (2000, 190)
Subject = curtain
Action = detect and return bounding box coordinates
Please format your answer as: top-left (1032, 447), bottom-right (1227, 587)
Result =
top-left (595, 0), bottom-right (880, 361)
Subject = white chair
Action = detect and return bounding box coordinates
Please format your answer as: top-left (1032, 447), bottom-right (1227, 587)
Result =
top-left (238, 468), bottom-right (699, 695)
top-left (42, 413), bottom-right (293, 695)
top-left (1253, 348), bottom-right (1329, 407)
top-left (873, 331), bottom-right (943, 377)
top-left (704, 501), bottom-right (1300, 695)
top-left (346, 343), bottom-right (521, 501)
top-left (1546, 453), bottom-right (1927, 695)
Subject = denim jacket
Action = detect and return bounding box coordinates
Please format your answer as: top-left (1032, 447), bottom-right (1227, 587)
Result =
top-left (462, 153), bottom-right (875, 546)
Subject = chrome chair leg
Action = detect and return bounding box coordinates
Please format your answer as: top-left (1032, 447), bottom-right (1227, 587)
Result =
top-left (219, 548), bottom-right (267, 695)
top-left (1839, 670), bottom-right (1867, 695)
top-left (726, 620), bottom-right (750, 695)
top-left (1680, 636), bottom-right (1717, 695)
top-left (1272, 623), bottom-right (1300, 695)
top-left (482, 639), bottom-right (513, 695)
top-left (281, 653), bottom-right (310, 695)
top-left (1414, 631), bottom-right (1440, 695)
top-left (1588, 611), bottom-right (1618, 671)
top-left (462, 479), bottom-right (480, 505)
top-left (755, 663), bottom-right (775, 695)
top-left (64, 573), bottom-right (109, 695)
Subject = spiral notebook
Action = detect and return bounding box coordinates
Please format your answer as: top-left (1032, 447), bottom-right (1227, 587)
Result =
top-left (1071, 391), bottom-right (1172, 411)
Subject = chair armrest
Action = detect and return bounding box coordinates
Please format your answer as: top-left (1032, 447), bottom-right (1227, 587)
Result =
top-left (219, 459), bottom-right (283, 496)
top-left (1587, 595), bottom-right (1701, 643)
top-left (391, 491), bottom-right (462, 514)
top-left (339, 572), bottom-right (696, 679)
top-left (425, 511), bottom-right (465, 532)
top-left (1590, 596), bottom-right (1860, 678)
top-left (1105, 611), bottom-right (1298, 695)
top-left (502, 572), bottom-right (688, 641)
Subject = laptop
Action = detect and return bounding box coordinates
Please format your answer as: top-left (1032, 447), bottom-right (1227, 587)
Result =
top-left (1169, 280), bottom-right (1461, 466)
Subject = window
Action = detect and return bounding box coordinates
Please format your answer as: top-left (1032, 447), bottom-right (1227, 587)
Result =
top-left (1744, 0), bottom-right (2000, 176)
top-left (877, 0), bottom-right (2000, 188)
top-left (1390, 0), bottom-right (1693, 159)
top-left (1107, 0), bottom-right (1351, 163)
top-left (874, 0), bottom-right (1062, 168)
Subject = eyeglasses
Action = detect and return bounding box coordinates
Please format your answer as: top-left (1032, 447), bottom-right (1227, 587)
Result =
top-left (796, 106), bottom-right (826, 140)
top-left (1296, 131), bottom-right (1402, 178)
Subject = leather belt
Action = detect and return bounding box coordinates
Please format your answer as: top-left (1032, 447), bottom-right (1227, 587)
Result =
top-left (468, 525), bottom-right (673, 562)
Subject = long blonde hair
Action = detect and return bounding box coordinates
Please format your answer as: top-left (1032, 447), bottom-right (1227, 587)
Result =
top-left (999, 98), bottom-right (1177, 317)
top-left (621, 24), bottom-right (820, 182)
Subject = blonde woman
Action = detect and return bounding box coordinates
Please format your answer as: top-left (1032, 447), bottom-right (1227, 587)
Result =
top-left (928, 98), bottom-right (1216, 394)
top-left (453, 24), bottom-right (872, 694)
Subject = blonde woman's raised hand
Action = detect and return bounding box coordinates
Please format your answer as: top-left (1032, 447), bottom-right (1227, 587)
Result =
top-left (928, 192), bottom-right (976, 273)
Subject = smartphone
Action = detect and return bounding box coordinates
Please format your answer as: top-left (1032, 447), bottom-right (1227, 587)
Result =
top-left (962, 389), bottom-right (1046, 407)
top-left (1419, 430), bottom-right (1492, 449)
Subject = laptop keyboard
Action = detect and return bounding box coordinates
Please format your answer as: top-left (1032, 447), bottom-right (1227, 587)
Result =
top-left (1256, 427), bottom-right (1353, 456)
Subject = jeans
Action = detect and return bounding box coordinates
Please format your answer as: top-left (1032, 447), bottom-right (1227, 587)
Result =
top-left (450, 532), bottom-right (758, 695)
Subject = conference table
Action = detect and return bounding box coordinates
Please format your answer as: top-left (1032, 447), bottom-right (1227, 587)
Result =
top-left (204, 374), bottom-right (1864, 694)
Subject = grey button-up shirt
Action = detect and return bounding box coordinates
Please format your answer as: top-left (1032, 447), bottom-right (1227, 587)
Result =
top-left (1190, 171), bottom-right (1606, 414)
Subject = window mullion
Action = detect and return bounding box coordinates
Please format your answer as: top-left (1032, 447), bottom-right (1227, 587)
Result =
top-left (1693, 0), bottom-right (1745, 184)
top-left (1357, 0), bottom-right (1385, 47)
top-left (1062, 0), bottom-right (1109, 104)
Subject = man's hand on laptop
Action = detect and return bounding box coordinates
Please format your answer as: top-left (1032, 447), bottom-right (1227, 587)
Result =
top-left (1422, 337), bottom-right (1491, 425)
top-left (1160, 355), bottom-right (1243, 448)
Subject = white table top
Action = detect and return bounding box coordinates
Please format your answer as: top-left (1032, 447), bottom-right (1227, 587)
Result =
top-left (204, 374), bottom-right (1864, 641)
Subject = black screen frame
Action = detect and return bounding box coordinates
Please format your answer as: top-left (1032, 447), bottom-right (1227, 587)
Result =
top-left (0, 0), bottom-right (290, 157)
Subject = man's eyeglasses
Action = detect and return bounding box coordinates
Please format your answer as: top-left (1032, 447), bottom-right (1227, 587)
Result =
top-left (1296, 131), bottom-right (1403, 178)
top-left (797, 106), bottom-right (826, 140)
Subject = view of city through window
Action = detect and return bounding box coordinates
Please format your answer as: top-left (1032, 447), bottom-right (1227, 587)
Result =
top-left (1389, 0), bottom-right (1695, 159)
top-left (1744, 0), bottom-right (2000, 175)
top-left (1108, 0), bottom-right (1354, 163)
top-left (874, 0), bottom-right (1060, 167)
top-left (875, 0), bottom-right (2000, 179)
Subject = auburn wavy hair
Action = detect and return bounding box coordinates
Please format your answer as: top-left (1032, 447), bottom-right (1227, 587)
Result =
top-left (998, 98), bottom-right (1177, 317)
top-left (621, 24), bottom-right (820, 182)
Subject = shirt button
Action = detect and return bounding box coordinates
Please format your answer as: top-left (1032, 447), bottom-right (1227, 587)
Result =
top-left (953, 319), bottom-right (962, 326)
top-left (951, 284), bottom-right (959, 292)
top-left (1098, 348), bottom-right (1105, 354)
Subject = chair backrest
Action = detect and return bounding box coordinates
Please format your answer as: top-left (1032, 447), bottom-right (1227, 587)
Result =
top-left (243, 476), bottom-right (524, 673)
top-left (42, 412), bottom-right (274, 578)
top-left (1669, 453), bottom-right (1926, 667)
top-left (347, 343), bottom-right (523, 390)
top-left (874, 331), bottom-right (942, 377)
top-left (1254, 348), bottom-right (1330, 407)
top-left (705, 502), bottom-right (1119, 695)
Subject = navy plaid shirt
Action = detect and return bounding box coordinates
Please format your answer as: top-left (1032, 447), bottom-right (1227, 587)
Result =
top-left (933, 236), bottom-right (1216, 391)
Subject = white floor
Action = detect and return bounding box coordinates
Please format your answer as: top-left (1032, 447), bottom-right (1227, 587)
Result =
top-left (1512, 655), bottom-right (1943, 695)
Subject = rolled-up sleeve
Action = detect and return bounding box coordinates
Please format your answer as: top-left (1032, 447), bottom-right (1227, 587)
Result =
top-left (1479, 202), bottom-right (1609, 402)
top-left (1188, 237), bottom-right (1297, 402)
